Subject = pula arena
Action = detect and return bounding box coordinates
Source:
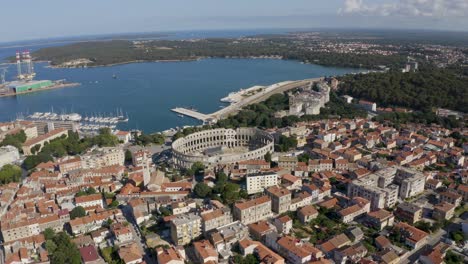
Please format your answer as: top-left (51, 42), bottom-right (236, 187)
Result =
top-left (172, 128), bottom-right (274, 168)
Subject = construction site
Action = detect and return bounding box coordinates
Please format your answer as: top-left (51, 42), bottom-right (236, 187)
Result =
top-left (0, 51), bottom-right (79, 97)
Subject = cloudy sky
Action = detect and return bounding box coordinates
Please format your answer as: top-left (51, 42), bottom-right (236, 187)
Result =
top-left (1, 0), bottom-right (467, 42)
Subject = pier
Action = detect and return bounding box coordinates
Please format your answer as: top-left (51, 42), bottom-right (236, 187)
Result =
top-left (171, 107), bottom-right (213, 122)
top-left (172, 78), bottom-right (321, 123)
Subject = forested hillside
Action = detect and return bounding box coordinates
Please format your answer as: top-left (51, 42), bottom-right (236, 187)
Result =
top-left (338, 67), bottom-right (468, 112)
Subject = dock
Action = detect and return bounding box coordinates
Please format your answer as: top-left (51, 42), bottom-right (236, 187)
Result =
top-left (171, 107), bottom-right (213, 122)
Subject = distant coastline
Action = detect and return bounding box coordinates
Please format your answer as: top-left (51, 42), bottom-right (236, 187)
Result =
top-left (47, 56), bottom-right (284, 68)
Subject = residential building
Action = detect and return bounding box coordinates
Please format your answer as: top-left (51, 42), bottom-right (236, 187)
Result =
top-left (439, 191), bottom-right (462, 207)
top-left (170, 213), bottom-right (201, 245)
top-left (394, 222), bottom-right (428, 249)
top-left (111, 223), bottom-right (133, 244)
top-left (278, 156), bottom-right (298, 171)
top-left (246, 172), bottom-right (278, 194)
top-left (234, 196), bottom-right (272, 225)
top-left (156, 247), bottom-right (185, 264)
top-left (238, 160), bottom-right (271, 173)
top-left (75, 193), bottom-right (104, 209)
top-left (81, 147), bottom-right (125, 169)
top-left (274, 216), bottom-right (292, 235)
top-left (266, 186), bottom-right (291, 214)
top-left (118, 243), bottom-right (143, 264)
top-left (193, 240), bottom-right (218, 264)
top-left (297, 205), bottom-right (318, 224)
top-left (79, 245), bottom-right (101, 264)
top-left (432, 202), bottom-right (456, 221)
top-left (366, 209), bottom-right (395, 230)
top-left (276, 235), bottom-right (323, 264)
top-left (419, 242), bottom-right (450, 264)
top-left (248, 221), bottom-right (275, 241)
top-left (338, 197), bottom-right (370, 224)
top-left (348, 174), bottom-right (399, 210)
top-left (394, 167), bottom-right (426, 199)
top-left (281, 174), bottom-right (302, 190)
top-left (395, 202), bottom-right (422, 224)
top-left (239, 239), bottom-right (285, 264)
top-left (201, 207), bottom-right (233, 233)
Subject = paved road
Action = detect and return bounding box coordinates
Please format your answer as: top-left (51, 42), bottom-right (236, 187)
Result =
top-left (121, 207), bottom-right (156, 264)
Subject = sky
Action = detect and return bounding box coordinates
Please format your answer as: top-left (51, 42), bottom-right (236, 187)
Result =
top-left (1, 0), bottom-right (468, 42)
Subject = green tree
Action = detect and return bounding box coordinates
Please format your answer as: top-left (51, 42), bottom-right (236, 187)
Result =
top-left (194, 183), bottom-right (212, 198)
top-left (43, 228), bottom-right (55, 240)
top-left (264, 152), bottom-right (272, 163)
top-left (23, 152), bottom-right (53, 170)
top-left (0, 130), bottom-right (26, 149)
top-left (48, 232), bottom-right (81, 264)
top-left (70, 206), bottom-right (86, 219)
top-left (0, 164), bottom-right (22, 184)
top-left (159, 206), bottom-right (172, 217)
top-left (45, 240), bottom-right (57, 253)
top-left (222, 183), bottom-right (241, 204)
top-left (445, 250), bottom-right (463, 264)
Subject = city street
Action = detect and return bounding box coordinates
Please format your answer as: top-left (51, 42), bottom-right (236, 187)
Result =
top-left (121, 206), bottom-right (156, 264)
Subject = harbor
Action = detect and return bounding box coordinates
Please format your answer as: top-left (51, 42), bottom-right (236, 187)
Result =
top-left (23, 110), bottom-right (129, 132)
top-left (0, 57), bottom-right (361, 133)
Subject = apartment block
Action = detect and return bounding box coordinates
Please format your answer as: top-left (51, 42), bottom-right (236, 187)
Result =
top-left (170, 213), bottom-right (202, 245)
top-left (234, 196), bottom-right (272, 225)
top-left (81, 147), bottom-right (125, 169)
top-left (246, 172), bottom-right (278, 194)
top-left (201, 207), bottom-right (233, 233)
top-left (394, 202), bottom-right (422, 224)
top-left (266, 186), bottom-right (291, 214)
top-left (348, 173), bottom-right (399, 210)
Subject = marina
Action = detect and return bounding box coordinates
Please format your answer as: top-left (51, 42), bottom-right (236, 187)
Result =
top-left (23, 110), bottom-right (129, 132)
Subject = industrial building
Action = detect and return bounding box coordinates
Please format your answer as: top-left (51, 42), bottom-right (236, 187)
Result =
top-left (8, 80), bottom-right (54, 93)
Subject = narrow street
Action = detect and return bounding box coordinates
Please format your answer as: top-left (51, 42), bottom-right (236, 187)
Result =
top-left (121, 206), bottom-right (156, 264)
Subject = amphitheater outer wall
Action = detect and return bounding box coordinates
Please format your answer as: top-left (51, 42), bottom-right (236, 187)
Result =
top-left (172, 128), bottom-right (274, 168)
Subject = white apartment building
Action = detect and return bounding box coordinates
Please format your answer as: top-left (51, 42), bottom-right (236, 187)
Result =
top-left (348, 173), bottom-right (399, 210)
top-left (81, 147), bottom-right (125, 169)
top-left (246, 172), bottom-right (278, 194)
top-left (394, 167), bottom-right (426, 199)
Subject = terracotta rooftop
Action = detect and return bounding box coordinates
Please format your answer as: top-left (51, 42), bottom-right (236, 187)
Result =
top-left (23, 128), bottom-right (67, 147)
top-left (298, 205), bottom-right (318, 216)
top-left (235, 196), bottom-right (270, 211)
top-left (79, 245), bottom-right (100, 263)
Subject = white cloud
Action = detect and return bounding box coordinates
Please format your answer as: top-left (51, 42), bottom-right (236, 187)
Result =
top-left (339, 0), bottom-right (468, 17)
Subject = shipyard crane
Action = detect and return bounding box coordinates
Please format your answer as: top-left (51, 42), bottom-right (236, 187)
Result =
top-left (0, 67), bottom-right (7, 84)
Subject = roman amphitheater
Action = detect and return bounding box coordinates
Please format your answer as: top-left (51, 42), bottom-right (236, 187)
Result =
top-left (172, 128), bottom-right (274, 168)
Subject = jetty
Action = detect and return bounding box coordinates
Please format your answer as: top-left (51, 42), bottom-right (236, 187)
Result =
top-left (171, 108), bottom-right (213, 123)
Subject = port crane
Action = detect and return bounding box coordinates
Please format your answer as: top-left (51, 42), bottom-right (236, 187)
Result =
top-left (0, 67), bottom-right (7, 84)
